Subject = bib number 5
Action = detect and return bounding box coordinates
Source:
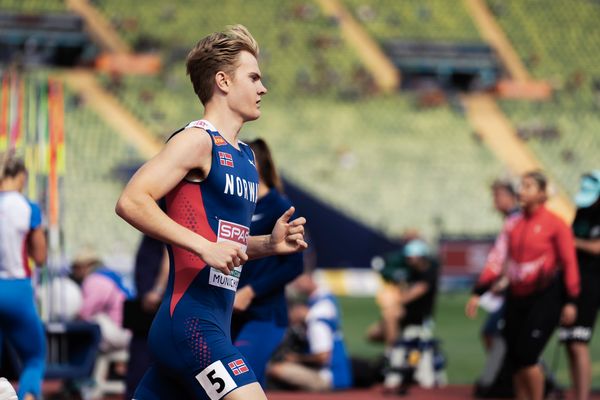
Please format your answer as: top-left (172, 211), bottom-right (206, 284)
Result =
top-left (207, 369), bottom-right (225, 393)
top-left (196, 360), bottom-right (237, 400)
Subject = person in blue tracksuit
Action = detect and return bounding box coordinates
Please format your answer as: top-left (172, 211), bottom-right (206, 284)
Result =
top-left (116, 25), bottom-right (307, 400)
top-left (0, 153), bottom-right (47, 400)
top-left (231, 138), bottom-right (303, 387)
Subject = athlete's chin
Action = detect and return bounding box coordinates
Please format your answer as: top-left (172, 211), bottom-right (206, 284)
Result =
top-left (243, 110), bottom-right (261, 122)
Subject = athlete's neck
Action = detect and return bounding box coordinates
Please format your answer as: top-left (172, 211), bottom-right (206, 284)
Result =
top-left (203, 107), bottom-right (244, 147)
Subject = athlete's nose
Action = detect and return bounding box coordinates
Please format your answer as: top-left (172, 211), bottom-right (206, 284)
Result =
top-left (259, 82), bottom-right (267, 95)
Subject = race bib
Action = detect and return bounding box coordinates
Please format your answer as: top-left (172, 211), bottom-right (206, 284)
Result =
top-left (196, 360), bottom-right (237, 400)
top-left (209, 220), bottom-right (248, 292)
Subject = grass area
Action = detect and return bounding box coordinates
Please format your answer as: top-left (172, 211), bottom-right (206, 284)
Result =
top-left (338, 292), bottom-right (600, 385)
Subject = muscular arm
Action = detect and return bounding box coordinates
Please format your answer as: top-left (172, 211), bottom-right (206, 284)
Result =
top-left (116, 129), bottom-right (247, 273)
top-left (116, 129), bottom-right (209, 248)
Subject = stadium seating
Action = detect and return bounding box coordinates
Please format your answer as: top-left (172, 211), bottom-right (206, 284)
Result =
top-left (0, 0), bottom-right (67, 13)
top-left (4, 1), bottom-right (511, 255)
top-left (87, 0), bottom-right (507, 240)
top-left (63, 87), bottom-right (144, 260)
top-left (342, 0), bottom-right (482, 42)
top-left (92, 0), bottom-right (365, 99)
top-left (489, 0), bottom-right (600, 195)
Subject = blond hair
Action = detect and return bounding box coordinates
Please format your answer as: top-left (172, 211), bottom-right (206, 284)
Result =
top-left (186, 24), bottom-right (259, 105)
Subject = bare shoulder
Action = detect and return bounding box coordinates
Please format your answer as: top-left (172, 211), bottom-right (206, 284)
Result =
top-left (163, 127), bottom-right (213, 170)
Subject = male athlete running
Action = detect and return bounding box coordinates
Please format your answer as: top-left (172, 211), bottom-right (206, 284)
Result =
top-left (116, 25), bottom-right (307, 400)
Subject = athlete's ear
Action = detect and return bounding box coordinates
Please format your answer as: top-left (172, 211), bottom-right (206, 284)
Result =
top-left (215, 71), bottom-right (230, 93)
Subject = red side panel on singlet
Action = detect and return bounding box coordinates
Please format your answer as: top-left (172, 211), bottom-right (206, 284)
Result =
top-left (166, 182), bottom-right (216, 316)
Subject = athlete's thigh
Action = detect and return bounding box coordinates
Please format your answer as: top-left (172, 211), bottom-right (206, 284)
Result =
top-left (149, 311), bottom-right (259, 400)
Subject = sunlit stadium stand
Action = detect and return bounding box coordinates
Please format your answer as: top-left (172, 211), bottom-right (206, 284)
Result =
top-left (0, 0), bottom-right (67, 13)
top-left (488, 0), bottom-right (600, 195)
top-left (2, 0), bottom-right (600, 394)
top-left (62, 85), bottom-right (144, 261)
top-left (86, 0), bottom-right (506, 241)
top-left (342, 0), bottom-right (482, 42)
top-left (92, 0), bottom-right (366, 99)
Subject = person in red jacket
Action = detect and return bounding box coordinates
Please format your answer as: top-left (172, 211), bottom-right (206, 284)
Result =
top-left (466, 171), bottom-right (579, 400)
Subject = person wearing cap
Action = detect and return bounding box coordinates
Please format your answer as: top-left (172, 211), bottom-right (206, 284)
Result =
top-left (559, 170), bottom-right (600, 400)
top-left (71, 248), bottom-right (133, 353)
top-left (368, 239), bottom-right (439, 349)
top-left (368, 239), bottom-right (440, 391)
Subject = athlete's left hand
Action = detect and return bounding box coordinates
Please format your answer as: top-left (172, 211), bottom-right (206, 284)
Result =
top-left (560, 303), bottom-right (577, 326)
top-left (270, 207), bottom-right (308, 254)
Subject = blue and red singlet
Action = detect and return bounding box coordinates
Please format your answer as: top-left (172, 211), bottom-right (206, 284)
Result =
top-left (134, 120), bottom-right (260, 400)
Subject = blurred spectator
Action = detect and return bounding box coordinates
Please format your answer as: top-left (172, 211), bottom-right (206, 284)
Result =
top-left (71, 248), bottom-right (133, 353)
top-left (367, 239), bottom-right (439, 349)
top-left (467, 171), bottom-right (579, 400)
top-left (559, 171), bottom-right (600, 400)
top-left (473, 179), bottom-right (520, 398)
top-left (480, 179), bottom-right (520, 349)
top-left (267, 272), bottom-right (353, 391)
top-left (124, 234), bottom-right (168, 399)
top-left (0, 152), bottom-right (46, 400)
top-left (369, 239), bottom-right (440, 392)
top-left (231, 138), bottom-right (304, 387)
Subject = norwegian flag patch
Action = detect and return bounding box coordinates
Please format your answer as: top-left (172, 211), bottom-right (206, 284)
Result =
top-left (228, 359), bottom-right (249, 376)
top-left (219, 152), bottom-right (234, 167)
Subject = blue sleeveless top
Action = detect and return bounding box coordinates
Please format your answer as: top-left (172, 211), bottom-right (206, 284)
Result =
top-left (164, 120), bottom-right (259, 331)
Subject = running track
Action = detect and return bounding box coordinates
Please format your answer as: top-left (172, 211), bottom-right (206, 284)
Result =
top-left (38, 381), bottom-right (600, 399)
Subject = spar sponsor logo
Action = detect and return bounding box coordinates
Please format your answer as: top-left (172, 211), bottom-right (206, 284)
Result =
top-left (218, 220), bottom-right (249, 246)
top-left (209, 220), bottom-right (249, 291)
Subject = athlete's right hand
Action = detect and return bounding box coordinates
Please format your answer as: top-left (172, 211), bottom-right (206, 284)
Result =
top-left (199, 241), bottom-right (248, 275)
top-left (465, 295), bottom-right (480, 319)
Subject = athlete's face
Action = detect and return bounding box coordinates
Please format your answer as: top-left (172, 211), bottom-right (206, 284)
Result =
top-left (518, 177), bottom-right (546, 207)
top-left (227, 51), bottom-right (267, 122)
